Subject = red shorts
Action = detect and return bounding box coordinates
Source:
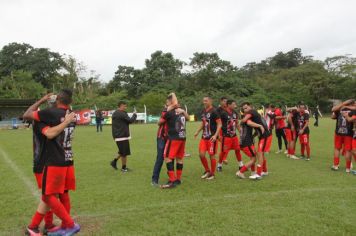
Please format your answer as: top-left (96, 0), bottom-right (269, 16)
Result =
top-left (34, 173), bottom-right (43, 189)
top-left (221, 136), bottom-right (240, 152)
top-left (257, 138), bottom-right (270, 152)
top-left (199, 139), bottom-right (218, 155)
top-left (299, 134), bottom-right (309, 145)
top-left (42, 166), bottom-right (76, 195)
top-left (241, 145), bottom-right (256, 158)
top-left (353, 139), bottom-right (356, 150)
top-left (285, 128), bottom-right (297, 142)
top-left (164, 140), bottom-right (186, 159)
top-left (264, 135), bottom-right (273, 153)
top-left (334, 134), bottom-right (352, 151)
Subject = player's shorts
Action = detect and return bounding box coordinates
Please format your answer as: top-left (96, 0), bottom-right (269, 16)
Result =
top-left (353, 138), bottom-right (356, 150)
top-left (257, 137), bottom-right (269, 152)
top-left (334, 134), bottom-right (352, 151)
top-left (285, 128), bottom-right (297, 142)
top-left (34, 173), bottom-right (43, 189)
top-left (116, 140), bottom-right (131, 156)
top-left (299, 134), bottom-right (309, 145)
top-left (42, 165), bottom-right (76, 195)
top-left (241, 145), bottom-right (256, 158)
top-left (264, 135), bottom-right (273, 153)
top-left (199, 139), bottom-right (218, 155)
top-left (164, 140), bottom-right (186, 159)
top-left (221, 136), bottom-right (240, 152)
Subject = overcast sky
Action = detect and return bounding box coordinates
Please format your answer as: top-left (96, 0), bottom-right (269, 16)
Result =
top-left (0, 0), bottom-right (355, 81)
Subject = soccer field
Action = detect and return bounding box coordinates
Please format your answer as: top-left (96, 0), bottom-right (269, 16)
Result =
top-left (0, 118), bottom-right (355, 236)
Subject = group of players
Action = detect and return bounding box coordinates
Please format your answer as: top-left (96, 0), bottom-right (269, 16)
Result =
top-left (152, 94), bottom-right (319, 189)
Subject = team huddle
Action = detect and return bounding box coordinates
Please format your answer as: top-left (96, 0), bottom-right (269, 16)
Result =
top-left (22, 89), bottom-right (355, 235)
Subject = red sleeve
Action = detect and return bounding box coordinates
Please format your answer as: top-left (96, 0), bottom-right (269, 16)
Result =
top-left (41, 126), bottom-right (50, 135)
top-left (33, 111), bottom-right (40, 122)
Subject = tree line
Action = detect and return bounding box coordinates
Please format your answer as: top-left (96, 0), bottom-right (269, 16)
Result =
top-left (0, 42), bottom-right (355, 116)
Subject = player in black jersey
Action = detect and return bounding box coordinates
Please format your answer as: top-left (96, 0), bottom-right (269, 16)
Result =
top-left (194, 97), bottom-right (221, 180)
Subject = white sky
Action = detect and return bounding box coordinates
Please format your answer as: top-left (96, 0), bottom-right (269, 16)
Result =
top-left (0, 0), bottom-right (355, 81)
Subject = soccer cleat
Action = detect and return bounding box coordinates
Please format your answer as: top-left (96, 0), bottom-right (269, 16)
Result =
top-left (305, 158), bottom-right (310, 161)
top-left (261, 172), bottom-right (269, 176)
top-left (223, 160), bottom-right (228, 165)
top-left (284, 150), bottom-right (288, 154)
top-left (206, 173), bottom-right (215, 180)
top-left (217, 166), bottom-right (223, 172)
top-left (236, 171), bottom-right (246, 179)
top-left (121, 168), bottom-right (131, 173)
top-left (184, 153), bottom-right (191, 157)
top-left (160, 181), bottom-right (175, 189)
top-left (275, 150), bottom-right (282, 154)
top-left (346, 168), bottom-right (351, 173)
top-left (110, 160), bottom-right (118, 170)
top-left (60, 223), bottom-right (80, 236)
top-left (289, 155), bottom-right (300, 160)
top-left (249, 173), bottom-right (262, 180)
top-left (173, 179), bottom-right (181, 186)
top-left (151, 181), bottom-right (159, 187)
top-left (331, 166), bottom-right (339, 171)
top-left (25, 227), bottom-right (42, 236)
top-left (300, 155), bottom-right (305, 159)
top-left (43, 225), bottom-right (61, 236)
top-left (201, 171), bottom-right (210, 179)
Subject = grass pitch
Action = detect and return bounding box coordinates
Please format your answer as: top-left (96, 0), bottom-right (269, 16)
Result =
top-left (0, 118), bottom-right (355, 235)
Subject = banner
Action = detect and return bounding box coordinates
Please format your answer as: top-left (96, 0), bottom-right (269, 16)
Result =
top-left (75, 109), bottom-right (147, 125)
top-left (75, 109), bottom-right (92, 125)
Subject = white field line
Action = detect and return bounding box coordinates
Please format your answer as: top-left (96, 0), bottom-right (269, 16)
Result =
top-left (0, 147), bottom-right (40, 199)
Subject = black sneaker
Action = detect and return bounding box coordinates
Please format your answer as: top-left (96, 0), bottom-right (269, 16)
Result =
top-left (173, 179), bottom-right (181, 186)
top-left (160, 181), bottom-right (175, 189)
top-left (217, 166), bottom-right (222, 172)
top-left (121, 167), bottom-right (131, 173)
top-left (110, 160), bottom-right (118, 170)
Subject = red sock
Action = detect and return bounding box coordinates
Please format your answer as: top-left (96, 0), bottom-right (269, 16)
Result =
top-left (346, 159), bottom-right (351, 169)
top-left (29, 211), bottom-right (45, 229)
top-left (262, 159), bottom-right (267, 172)
top-left (240, 165), bottom-right (248, 173)
top-left (176, 163), bottom-right (183, 180)
top-left (168, 170), bottom-right (176, 182)
top-left (334, 156), bottom-right (340, 166)
top-left (219, 152), bottom-right (228, 163)
top-left (251, 164), bottom-right (255, 172)
top-left (200, 157), bottom-right (210, 172)
top-left (44, 211), bottom-right (54, 228)
top-left (210, 158), bottom-right (216, 175)
top-left (257, 164), bottom-right (262, 176)
top-left (288, 148), bottom-right (291, 155)
top-left (301, 145), bottom-right (305, 156)
top-left (59, 191), bottom-right (71, 214)
top-left (42, 195), bottom-right (74, 228)
top-left (235, 150), bottom-right (242, 162)
top-left (306, 144), bottom-right (310, 157)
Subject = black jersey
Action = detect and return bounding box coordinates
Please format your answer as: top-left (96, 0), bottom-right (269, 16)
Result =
top-left (287, 110), bottom-right (298, 129)
top-left (296, 112), bottom-right (310, 134)
top-left (163, 109), bottom-right (186, 140)
top-left (240, 122), bottom-right (254, 147)
top-left (201, 107), bottom-right (220, 140)
top-left (221, 109), bottom-right (238, 137)
top-left (32, 121), bottom-right (47, 173)
top-left (246, 109), bottom-right (270, 139)
top-left (34, 106), bottom-right (76, 166)
top-left (349, 110), bottom-right (356, 139)
top-left (334, 109), bottom-right (353, 136)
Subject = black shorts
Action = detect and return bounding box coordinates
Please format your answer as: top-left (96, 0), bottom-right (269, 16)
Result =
top-left (116, 140), bottom-right (131, 156)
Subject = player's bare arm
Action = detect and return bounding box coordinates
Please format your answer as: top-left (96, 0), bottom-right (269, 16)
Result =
top-left (210, 120), bottom-right (222, 142)
top-left (299, 120), bottom-right (309, 135)
top-left (23, 93), bottom-right (54, 120)
top-left (194, 122), bottom-right (204, 138)
top-left (246, 120), bottom-right (265, 134)
top-left (43, 111), bottom-right (76, 139)
top-left (331, 99), bottom-right (354, 112)
top-left (240, 113), bottom-right (252, 124)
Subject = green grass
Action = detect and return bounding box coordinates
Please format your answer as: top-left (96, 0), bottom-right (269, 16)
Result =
top-left (0, 118), bottom-right (356, 235)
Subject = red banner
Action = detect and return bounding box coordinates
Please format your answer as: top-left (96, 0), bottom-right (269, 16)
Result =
top-left (75, 109), bottom-right (92, 125)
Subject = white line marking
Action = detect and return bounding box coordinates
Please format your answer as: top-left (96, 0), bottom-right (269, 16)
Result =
top-left (0, 147), bottom-right (40, 199)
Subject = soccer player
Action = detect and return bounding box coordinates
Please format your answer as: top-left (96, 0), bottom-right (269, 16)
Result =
top-left (216, 96), bottom-right (228, 164)
top-left (23, 89), bottom-right (80, 236)
top-left (274, 105), bottom-right (288, 154)
top-left (239, 116), bottom-right (257, 175)
top-left (285, 107), bottom-right (300, 160)
top-left (313, 105), bottom-right (323, 127)
top-left (296, 104), bottom-right (311, 160)
top-left (343, 106), bottom-right (356, 174)
top-left (236, 102), bottom-right (271, 180)
top-left (110, 101), bottom-right (137, 172)
top-left (264, 104), bottom-right (275, 154)
top-left (331, 99), bottom-right (354, 172)
top-left (194, 97), bottom-right (222, 180)
top-left (160, 93), bottom-right (189, 189)
top-left (217, 99), bottom-right (244, 172)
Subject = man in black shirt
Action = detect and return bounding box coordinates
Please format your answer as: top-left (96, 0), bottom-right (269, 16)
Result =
top-left (194, 97), bottom-right (221, 180)
top-left (110, 101), bottom-right (137, 172)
